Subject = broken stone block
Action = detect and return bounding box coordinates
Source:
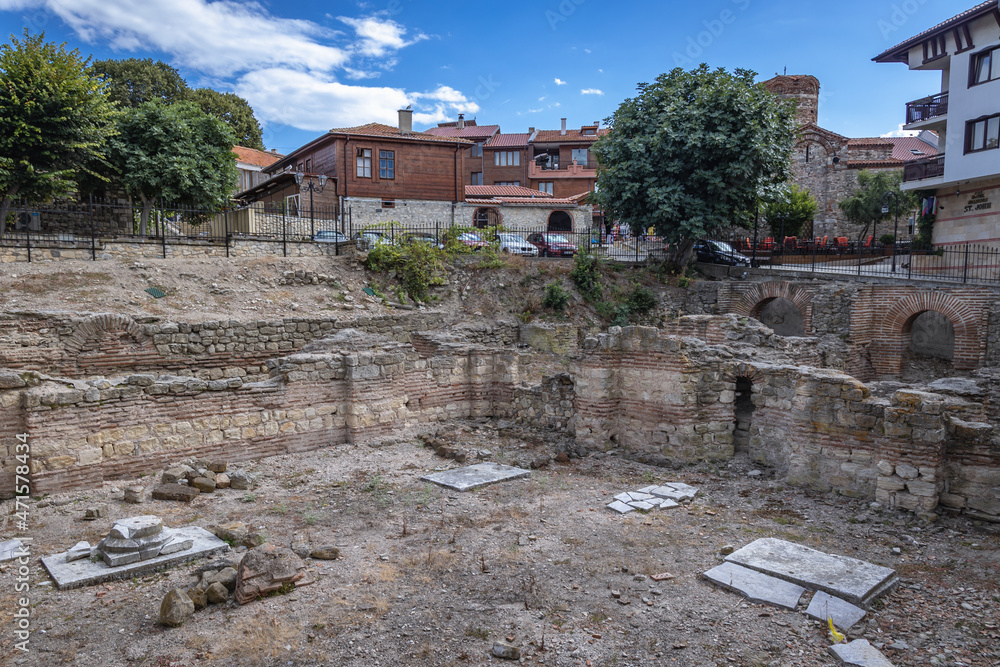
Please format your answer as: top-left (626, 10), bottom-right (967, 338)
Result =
top-left (206, 581), bottom-right (229, 604)
top-left (159, 535), bottom-right (194, 556)
top-left (124, 486), bottom-right (145, 504)
top-left (159, 589), bottom-right (195, 627)
top-left (233, 544), bottom-right (306, 605)
top-left (310, 546), bottom-right (340, 560)
top-left (828, 639), bottom-right (894, 666)
top-left (190, 477), bottom-right (216, 493)
top-left (0, 539), bottom-right (25, 562)
top-left (161, 466), bottom-right (191, 484)
top-left (491, 641), bottom-right (520, 660)
top-left (212, 522), bottom-right (248, 545)
top-left (187, 587), bottom-right (207, 610)
top-left (83, 505), bottom-right (107, 520)
top-left (805, 591), bottom-right (867, 630)
top-left (894, 463), bottom-right (918, 479)
top-left (208, 460), bottom-right (227, 473)
top-left (702, 562), bottom-right (805, 609)
top-left (65, 541), bottom-right (92, 563)
top-left (607, 500), bottom-right (635, 514)
top-left (216, 566), bottom-right (238, 592)
top-left (229, 470), bottom-right (257, 490)
top-left (215, 473), bottom-right (231, 489)
top-left (152, 484), bottom-right (200, 502)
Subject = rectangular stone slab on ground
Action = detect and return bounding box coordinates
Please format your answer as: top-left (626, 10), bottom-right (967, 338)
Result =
top-left (41, 527), bottom-right (228, 590)
top-left (724, 538), bottom-right (898, 607)
top-left (828, 639), bottom-right (896, 666)
top-left (702, 561), bottom-right (806, 609)
top-left (421, 462), bottom-right (530, 492)
top-left (0, 539), bottom-right (25, 562)
top-left (806, 590), bottom-right (867, 630)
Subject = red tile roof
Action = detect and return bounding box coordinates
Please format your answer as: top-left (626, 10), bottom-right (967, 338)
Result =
top-left (425, 124), bottom-right (500, 140)
top-left (532, 127), bottom-right (610, 143)
top-left (486, 133), bottom-right (530, 148)
top-left (874, 1), bottom-right (998, 63)
top-left (847, 136), bottom-right (939, 161)
top-left (329, 123), bottom-right (473, 144)
top-left (466, 185), bottom-right (552, 198)
top-left (466, 197), bottom-right (581, 206)
top-left (846, 138), bottom-right (895, 147)
top-left (233, 146), bottom-right (285, 167)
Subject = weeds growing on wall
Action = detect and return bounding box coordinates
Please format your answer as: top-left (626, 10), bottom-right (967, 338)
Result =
top-left (569, 250), bottom-right (659, 326)
top-left (542, 281), bottom-right (570, 313)
top-left (364, 240), bottom-right (446, 302)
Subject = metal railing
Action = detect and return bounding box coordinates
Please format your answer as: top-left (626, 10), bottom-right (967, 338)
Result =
top-left (903, 154), bottom-right (946, 182)
top-left (905, 92), bottom-right (948, 124)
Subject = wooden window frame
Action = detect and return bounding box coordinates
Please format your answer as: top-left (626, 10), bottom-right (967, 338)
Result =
top-left (494, 151), bottom-right (520, 167)
top-left (953, 23), bottom-right (975, 54)
top-left (379, 150), bottom-right (395, 180)
top-left (538, 182), bottom-right (553, 195)
top-left (969, 45), bottom-right (1000, 87)
top-left (922, 34), bottom-right (947, 64)
top-left (356, 148), bottom-right (372, 178)
top-left (965, 112), bottom-right (1000, 154)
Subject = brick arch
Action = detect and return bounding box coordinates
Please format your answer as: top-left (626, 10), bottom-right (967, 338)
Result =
top-left (64, 315), bottom-right (150, 355)
top-left (723, 362), bottom-right (766, 384)
top-left (732, 282), bottom-right (814, 335)
top-left (872, 292), bottom-right (982, 376)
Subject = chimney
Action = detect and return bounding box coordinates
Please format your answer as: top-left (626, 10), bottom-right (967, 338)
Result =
top-left (271, 149), bottom-right (277, 153)
top-left (528, 127), bottom-right (535, 134)
top-left (398, 108), bottom-right (413, 135)
top-left (457, 113), bottom-right (465, 130)
top-left (561, 118), bottom-right (567, 135)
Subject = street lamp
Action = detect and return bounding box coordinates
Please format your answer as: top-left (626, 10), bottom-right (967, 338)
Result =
top-left (295, 171), bottom-right (328, 238)
top-left (881, 191), bottom-right (900, 273)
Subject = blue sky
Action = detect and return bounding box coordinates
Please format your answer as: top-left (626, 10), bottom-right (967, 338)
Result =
top-left (0, 0), bottom-right (970, 154)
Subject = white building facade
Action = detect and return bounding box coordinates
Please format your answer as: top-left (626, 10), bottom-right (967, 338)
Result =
top-left (875, 1), bottom-right (1000, 247)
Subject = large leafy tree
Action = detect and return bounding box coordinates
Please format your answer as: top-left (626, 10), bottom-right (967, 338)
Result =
top-left (591, 65), bottom-right (795, 264)
top-left (763, 184), bottom-right (818, 239)
top-left (185, 87), bottom-right (264, 150)
top-left (105, 100), bottom-right (237, 233)
top-left (838, 170), bottom-right (918, 243)
top-left (0, 31), bottom-right (117, 229)
top-left (90, 57), bottom-right (188, 107)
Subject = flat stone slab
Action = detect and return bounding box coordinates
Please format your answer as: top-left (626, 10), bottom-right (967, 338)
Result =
top-left (42, 526), bottom-right (228, 590)
top-left (421, 462), bottom-right (530, 492)
top-left (725, 538), bottom-right (898, 607)
top-left (607, 500), bottom-right (634, 514)
top-left (806, 591), bottom-right (867, 630)
top-left (0, 539), bottom-right (25, 562)
top-left (829, 639), bottom-right (895, 666)
top-left (702, 561), bottom-right (805, 609)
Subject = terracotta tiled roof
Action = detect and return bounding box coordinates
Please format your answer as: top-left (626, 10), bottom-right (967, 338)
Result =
top-left (848, 136), bottom-right (939, 160)
top-left (233, 146), bottom-right (284, 167)
top-left (532, 128), bottom-right (609, 143)
top-left (847, 160), bottom-right (904, 168)
top-left (329, 123), bottom-right (473, 143)
top-left (847, 137), bottom-right (896, 147)
top-left (425, 124), bottom-right (500, 140)
top-left (466, 185), bottom-right (552, 198)
top-left (466, 197), bottom-right (580, 206)
top-left (874, 1), bottom-right (998, 63)
top-left (486, 133), bottom-right (530, 148)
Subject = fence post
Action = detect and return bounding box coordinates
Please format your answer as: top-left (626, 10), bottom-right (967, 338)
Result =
top-left (89, 194), bottom-right (97, 261)
top-left (224, 208), bottom-right (230, 258)
top-left (160, 200), bottom-right (167, 259)
top-left (811, 239), bottom-right (817, 273)
top-left (963, 244), bottom-right (969, 283)
top-left (908, 245), bottom-right (913, 280)
top-left (23, 202), bottom-right (31, 263)
top-left (857, 239), bottom-right (863, 276)
top-left (634, 232), bottom-right (639, 264)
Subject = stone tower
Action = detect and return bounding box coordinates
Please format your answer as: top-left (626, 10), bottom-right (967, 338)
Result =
top-left (762, 75), bottom-right (820, 126)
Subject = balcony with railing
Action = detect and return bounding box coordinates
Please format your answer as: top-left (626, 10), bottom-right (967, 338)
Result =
top-left (528, 160), bottom-right (597, 179)
top-left (905, 92), bottom-right (948, 126)
top-left (903, 154), bottom-right (945, 183)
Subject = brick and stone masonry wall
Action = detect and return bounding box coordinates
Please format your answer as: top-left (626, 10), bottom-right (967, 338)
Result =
top-left (0, 238), bottom-right (351, 264)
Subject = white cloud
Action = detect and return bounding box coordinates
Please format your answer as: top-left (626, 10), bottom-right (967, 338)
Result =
top-left (554, 78), bottom-right (567, 85)
top-left (338, 15), bottom-right (428, 57)
top-left (581, 88), bottom-right (604, 96)
top-left (881, 124), bottom-right (919, 138)
top-left (584, 48), bottom-right (591, 54)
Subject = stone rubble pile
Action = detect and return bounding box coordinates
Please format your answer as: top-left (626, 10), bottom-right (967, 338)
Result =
top-left (151, 459), bottom-right (258, 503)
top-left (66, 516), bottom-right (193, 567)
top-left (606, 482), bottom-right (698, 514)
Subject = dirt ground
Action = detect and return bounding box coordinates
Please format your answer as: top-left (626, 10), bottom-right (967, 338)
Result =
top-left (0, 427), bottom-right (998, 667)
top-left (0, 255), bottom-right (997, 666)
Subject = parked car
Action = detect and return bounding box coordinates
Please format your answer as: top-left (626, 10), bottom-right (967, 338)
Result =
top-left (456, 231), bottom-right (488, 251)
top-left (313, 230), bottom-right (348, 244)
top-left (497, 233), bottom-right (538, 256)
top-left (693, 240), bottom-right (750, 266)
top-left (526, 232), bottom-right (577, 257)
top-left (353, 230), bottom-right (392, 250)
top-left (400, 231), bottom-right (444, 249)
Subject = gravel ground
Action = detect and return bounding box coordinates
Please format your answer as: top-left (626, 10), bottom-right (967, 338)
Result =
top-left (1, 422), bottom-right (998, 667)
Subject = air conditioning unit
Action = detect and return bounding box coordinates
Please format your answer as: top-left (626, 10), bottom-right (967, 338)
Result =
top-left (15, 211), bottom-right (41, 231)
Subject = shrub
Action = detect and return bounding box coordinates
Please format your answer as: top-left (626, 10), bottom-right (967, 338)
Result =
top-left (543, 281), bottom-right (570, 312)
top-left (570, 248), bottom-right (603, 301)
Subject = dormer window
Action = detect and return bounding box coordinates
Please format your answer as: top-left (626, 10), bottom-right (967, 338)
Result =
top-left (922, 35), bottom-right (947, 64)
top-left (909, 148), bottom-right (926, 156)
top-left (582, 128), bottom-right (596, 136)
top-left (953, 23), bottom-right (974, 53)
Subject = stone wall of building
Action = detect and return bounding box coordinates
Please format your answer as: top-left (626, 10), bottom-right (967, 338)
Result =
top-left (345, 197), bottom-right (457, 230)
top-left (458, 203), bottom-right (594, 233)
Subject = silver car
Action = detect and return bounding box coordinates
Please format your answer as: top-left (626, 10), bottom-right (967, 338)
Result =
top-left (497, 233), bottom-right (539, 256)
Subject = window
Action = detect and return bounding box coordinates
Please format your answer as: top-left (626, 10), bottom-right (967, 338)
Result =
top-left (382, 199), bottom-right (395, 209)
top-left (285, 194), bottom-right (300, 217)
top-left (571, 148), bottom-right (589, 167)
top-left (582, 127), bottom-right (597, 136)
top-left (471, 172), bottom-right (483, 185)
top-left (966, 113), bottom-right (1000, 152)
top-left (538, 182), bottom-right (553, 195)
top-left (379, 150), bottom-right (395, 179)
top-left (470, 142), bottom-right (483, 158)
top-left (922, 35), bottom-right (947, 63)
top-left (305, 158), bottom-right (311, 173)
top-left (954, 24), bottom-right (974, 53)
top-left (495, 181), bottom-right (520, 187)
top-left (494, 151), bottom-right (520, 166)
top-left (971, 46), bottom-right (1000, 86)
top-left (356, 148), bottom-right (372, 178)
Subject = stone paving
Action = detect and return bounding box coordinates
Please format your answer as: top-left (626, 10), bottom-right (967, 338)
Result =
top-left (605, 482), bottom-right (697, 514)
top-left (421, 462), bottom-right (531, 492)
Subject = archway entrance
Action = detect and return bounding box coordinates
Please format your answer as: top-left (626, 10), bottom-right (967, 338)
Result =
top-left (473, 207), bottom-right (501, 229)
top-left (547, 210), bottom-right (572, 232)
top-left (733, 377), bottom-right (755, 453)
top-left (902, 310), bottom-right (955, 381)
top-left (754, 297), bottom-right (805, 336)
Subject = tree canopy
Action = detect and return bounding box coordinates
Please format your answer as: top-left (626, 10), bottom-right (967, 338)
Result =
top-left (0, 30), bottom-right (117, 227)
top-left (762, 184), bottom-right (818, 239)
top-left (838, 170), bottom-right (917, 242)
top-left (185, 87), bottom-right (264, 150)
top-left (104, 100), bottom-right (237, 233)
top-left (591, 65), bottom-right (796, 262)
top-left (91, 57), bottom-right (187, 108)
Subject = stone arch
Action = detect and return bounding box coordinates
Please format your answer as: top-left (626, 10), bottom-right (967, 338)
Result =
top-left (64, 315), bottom-right (150, 355)
top-left (473, 207), bottom-right (501, 229)
top-left (733, 282), bottom-right (814, 336)
top-left (547, 210), bottom-right (573, 232)
top-left (873, 292), bottom-right (981, 376)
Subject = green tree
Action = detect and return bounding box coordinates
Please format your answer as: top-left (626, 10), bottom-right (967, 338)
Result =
top-left (591, 65), bottom-right (795, 265)
top-left (762, 184), bottom-right (818, 239)
top-left (0, 31), bottom-right (117, 229)
top-left (90, 57), bottom-right (188, 107)
top-left (185, 87), bottom-right (264, 150)
top-left (838, 170), bottom-right (917, 243)
top-left (104, 100), bottom-right (237, 233)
